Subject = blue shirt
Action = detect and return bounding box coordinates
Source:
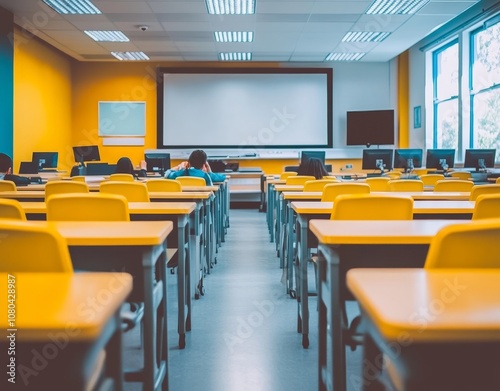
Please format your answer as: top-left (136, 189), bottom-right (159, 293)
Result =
top-left (164, 167), bottom-right (226, 185)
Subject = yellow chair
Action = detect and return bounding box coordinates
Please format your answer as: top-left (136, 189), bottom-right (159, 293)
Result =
top-left (0, 199), bottom-right (27, 220)
top-left (386, 171), bottom-right (402, 179)
top-left (388, 179), bottom-right (424, 192)
top-left (424, 219), bottom-right (500, 268)
top-left (99, 181), bottom-right (150, 202)
top-left (450, 171), bottom-right (472, 180)
top-left (496, 177), bottom-right (500, 184)
top-left (433, 179), bottom-right (474, 192)
top-left (279, 172), bottom-right (297, 180)
top-left (47, 193), bottom-right (130, 221)
top-left (0, 181), bottom-right (16, 192)
top-left (321, 183), bottom-right (370, 202)
top-left (469, 184), bottom-right (500, 201)
top-left (331, 193), bottom-right (414, 220)
top-left (285, 175), bottom-right (316, 185)
top-left (71, 176), bottom-right (86, 182)
top-left (175, 176), bottom-right (207, 186)
top-left (45, 181), bottom-right (89, 200)
top-left (0, 220), bottom-right (73, 272)
top-left (472, 194), bottom-right (500, 220)
top-left (364, 177), bottom-right (391, 191)
top-left (419, 174), bottom-right (445, 186)
top-left (412, 168), bottom-right (428, 176)
top-left (109, 173), bottom-right (135, 182)
top-left (303, 179), bottom-right (340, 192)
top-left (146, 178), bottom-right (182, 192)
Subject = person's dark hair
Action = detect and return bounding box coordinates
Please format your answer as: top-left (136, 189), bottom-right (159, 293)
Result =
top-left (297, 157), bottom-right (329, 179)
top-left (115, 157), bottom-right (135, 174)
top-left (188, 150), bottom-right (208, 169)
top-left (0, 153), bottom-right (13, 173)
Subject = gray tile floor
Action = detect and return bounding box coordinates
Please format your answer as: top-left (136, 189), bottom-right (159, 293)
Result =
top-left (123, 208), bottom-right (362, 391)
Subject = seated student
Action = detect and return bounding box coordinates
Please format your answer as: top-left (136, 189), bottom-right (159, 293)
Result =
top-left (297, 157), bottom-right (329, 179)
top-left (115, 157), bottom-right (147, 178)
top-left (0, 153), bottom-right (30, 185)
top-left (164, 150), bottom-right (226, 185)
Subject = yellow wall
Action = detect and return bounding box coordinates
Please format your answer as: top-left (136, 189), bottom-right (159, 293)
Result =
top-left (398, 50), bottom-right (409, 148)
top-left (13, 26), bottom-right (73, 172)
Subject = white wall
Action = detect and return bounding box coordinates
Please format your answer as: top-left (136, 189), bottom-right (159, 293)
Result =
top-left (408, 45), bottom-right (426, 149)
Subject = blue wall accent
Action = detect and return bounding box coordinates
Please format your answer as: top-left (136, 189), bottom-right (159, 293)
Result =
top-left (0, 7), bottom-right (13, 158)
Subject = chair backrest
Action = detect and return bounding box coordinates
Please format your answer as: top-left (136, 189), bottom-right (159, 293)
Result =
top-left (146, 178), bottom-right (182, 192)
top-left (109, 173), bottom-right (135, 182)
top-left (433, 179), bottom-right (474, 192)
top-left (99, 181), bottom-right (150, 202)
top-left (386, 171), bottom-right (402, 180)
top-left (0, 199), bottom-right (27, 220)
top-left (321, 183), bottom-right (370, 202)
top-left (331, 194), bottom-right (414, 220)
top-left (0, 220), bottom-right (73, 272)
top-left (424, 219), bottom-right (500, 268)
top-left (449, 171), bottom-right (471, 180)
top-left (364, 177), bottom-right (391, 191)
top-left (279, 172), bottom-right (297, 180)
top-left (175, 176), bottom-right (206, 186)
top-left (303, 179), bottom-right (340, 192)
top-left (419, 174), bottom-right (445, 186)
top-left (285, 175), bottom-right (316, 185)
top-left (388, 179), bottom-right (424, 192)
top-left (496, 177), bottom-right (500, 184)
top-left (469, 184), bottom-right (500, 201)
top-left (0, 181), bottom-right (16, 192)
top-left (412, 168), bottom-right (428, 176)
top-left (47, 193), bottom-right (130, 221)
top-left (472, 194), bottom-right (500, 220)
top-left (71, 176), bottom-right (86, 182)
top-left (45, 181), bottom-right (89, 200)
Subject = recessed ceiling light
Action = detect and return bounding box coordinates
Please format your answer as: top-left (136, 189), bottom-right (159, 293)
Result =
top-left (111, 52), bottom-right (150, 61)
top-left (214, 32), bottom-right (254, 43)
top-left (84, 31), bottom-right (129, 42)
top-left (219, 52), bottom-right (252, 61)
top-left (325, 53), bottom-right (365, 61)
top-left (206, 0), bottom-right (255, 15)
top-left (366, 0), bottom-right (430, 15)
top-left (43, 0), bottom-right (101, 14)
top-left (342, 31), bottom-right (391, 43)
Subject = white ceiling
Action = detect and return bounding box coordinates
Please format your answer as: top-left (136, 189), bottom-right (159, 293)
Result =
top-left (0, 0), bottom-right (479, 62)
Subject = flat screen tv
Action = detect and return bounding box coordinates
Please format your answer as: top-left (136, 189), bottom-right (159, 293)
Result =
top-left (145, 152), bottom-right (171, 175)
top-left (425, 149), bottom-right (455, 170)
top-left (157, 67), bottom-right (332, 149)
top-left (362, 149), bottom-right (393, 171)
top-left (32, 152), bottom-right (58, 170)
top-left (73, 145), bottom-right (100, 163)
top-left (464, 149), bottom-right (496, 171)
top-left (300, 151), bottom-right (325, 165)
top-left (393, 149), bottom-right (423, 172)
top-left (347, 110), bottom-right (395, 147)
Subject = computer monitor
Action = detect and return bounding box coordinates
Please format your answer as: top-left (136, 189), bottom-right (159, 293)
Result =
top-left (425, 149), bottom-right (455, 171)
top-left (145, 153), bottom-right (171, 175)
top-left (393, 149), bottom-right (423, 173)
top-left (32, 152), bottom-right (58, 170)
top-left (362, 149), bottom-right (393, 172)
top-left (73, 145), bottom-right (100, 163)
top-left (464, 149), bottom-right (496, 171)
top-left (19, 161), bottom-right (39, 174)
top-left (300, 151), bottom-right (325, 165)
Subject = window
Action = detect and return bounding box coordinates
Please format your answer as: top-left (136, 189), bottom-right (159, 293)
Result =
top-left (470, 21), bottom-right (500, 160)
top-left (429, 13), bottom-right (500, 164)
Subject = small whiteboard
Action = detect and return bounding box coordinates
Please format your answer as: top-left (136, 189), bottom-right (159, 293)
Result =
top-left (98, 101), bottom-right (146, 137)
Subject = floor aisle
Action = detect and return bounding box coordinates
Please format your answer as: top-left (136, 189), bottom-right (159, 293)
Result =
top-left (123, 208), bottom-right (362, 391)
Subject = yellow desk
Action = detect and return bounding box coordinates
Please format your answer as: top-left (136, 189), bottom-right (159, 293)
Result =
top-left (0, 272), bottom-right (132, 390)
top-left (347, 269), bottom-right (500, 391)
top-left (309, 219), bottom-right (473, 391)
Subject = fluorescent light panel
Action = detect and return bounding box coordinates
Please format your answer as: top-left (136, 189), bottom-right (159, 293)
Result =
top-left (214, 31), bottom-right (254, 43)
top-left (43, 0), bottom-right (101, 14)
top-left (85, 31), bottom-right (129, 42)
top-left (342, 31), bottom-right (391, 42)
top-left (111, 52), bottom-right (149, 61)
top-left (325, 53), bottom-right (365, 61)
top-left (366, 0), bottom-right (430, 15)
top-left (219, 52), bottom-right (252, 61)
top-left (206, 0), bottom-right (255, 15)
